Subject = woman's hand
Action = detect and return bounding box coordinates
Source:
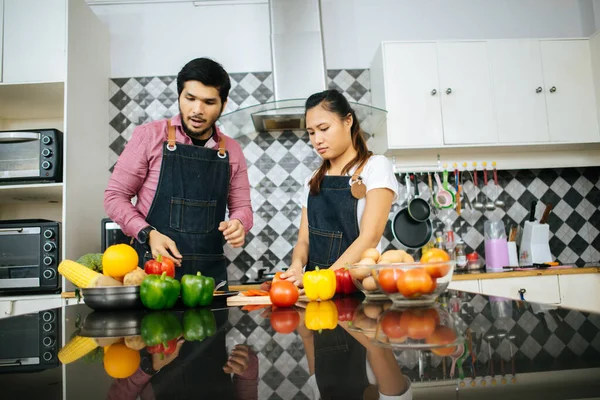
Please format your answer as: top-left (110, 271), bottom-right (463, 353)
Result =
top-left (279, 264), bottom-right (304, 287)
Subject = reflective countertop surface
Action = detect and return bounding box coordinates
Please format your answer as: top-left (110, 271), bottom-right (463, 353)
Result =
top-left (0, 290), bottom-right (599, 400)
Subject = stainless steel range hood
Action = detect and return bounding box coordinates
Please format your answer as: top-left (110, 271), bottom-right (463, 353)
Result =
top-left (218, 0), bottom-right (386, 136)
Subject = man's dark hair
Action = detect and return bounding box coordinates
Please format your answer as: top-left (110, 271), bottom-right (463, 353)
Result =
top-left (176, 58), bottom-right (231, 105)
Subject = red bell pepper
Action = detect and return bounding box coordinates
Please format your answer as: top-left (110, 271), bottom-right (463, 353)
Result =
top-left (146, 338), bottom-right (178, 358)
top-left (333, 297), bottom-right (361, 321)
top-left (144, 254), bottom-right (175, 278)
top-left (334, 268), bottom-right (357, 294)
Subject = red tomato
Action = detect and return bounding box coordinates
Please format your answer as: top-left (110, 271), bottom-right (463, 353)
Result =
top-left (269, 281), bottom-right (299, 307)
top-left (377, 268), bottom-right (401, 293)
top-left (270, 308), bottom-right (300, 334)
top-left (426, 325), bottom-right (458, 356)
top-left (396, 268), bottom-right (436, 298)
top-left (144, 255), bottom-right (175, 278)
top-left (380, 310), bottom-right (407, 339)
top-left (399, 309), bottom-right (437, 340)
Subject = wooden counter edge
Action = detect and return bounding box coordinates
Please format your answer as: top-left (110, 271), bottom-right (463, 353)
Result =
top-left (452, 267), bottom-right (600, 281)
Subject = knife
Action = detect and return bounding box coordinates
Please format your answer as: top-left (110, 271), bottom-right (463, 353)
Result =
top-left (529, 200), bottom-right (537, 222)
top-left (540, 204), bottom-right (553, 225)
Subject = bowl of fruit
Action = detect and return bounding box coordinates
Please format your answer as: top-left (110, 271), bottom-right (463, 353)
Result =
top-left (347, 249), bottom-right (415, 300)
top-left (371, 248), bottom-right (455, 306)
top-left (373, 305), bottom-right (462, 353)
top-left (347, 299), bottom-right (393, 338)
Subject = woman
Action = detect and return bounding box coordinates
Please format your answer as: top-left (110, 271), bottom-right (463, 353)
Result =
top-left (281, 89), bottom-right (398, 285)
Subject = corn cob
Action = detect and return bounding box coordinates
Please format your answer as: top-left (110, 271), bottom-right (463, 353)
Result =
top-left (58, 260), bottom-right (122, 288)
top-left (58, 336), bottom-right (98, 364)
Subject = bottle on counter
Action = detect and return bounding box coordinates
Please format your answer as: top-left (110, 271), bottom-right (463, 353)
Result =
top-left (455, 240), bottom-right (467, 270)
top-left (434, 231), bottom-right (444, 249)
top-left (444, 219), bottom-right (456, 253)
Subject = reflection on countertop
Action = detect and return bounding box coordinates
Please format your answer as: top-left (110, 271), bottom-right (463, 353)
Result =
top-left (0, 291), bottom-right (598, 399)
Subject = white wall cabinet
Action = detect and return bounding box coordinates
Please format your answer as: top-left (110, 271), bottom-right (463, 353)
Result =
top-left (371, 38), bottom-right (600, 155)
top-left (376, 42), bottom-right (444, 148)
top-left (489, 40), bottom-right (550, 143)
top-left (0, 0), bottom-right (4, 82)
top-left (2, 0), bottom-right (66, 83)
top-left (437, 41), bottom-right (497, 145)
top-left (540, 40), bottom-right (600, 143)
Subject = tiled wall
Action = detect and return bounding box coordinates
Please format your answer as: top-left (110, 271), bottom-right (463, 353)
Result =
top-left (108, 69), bottom-right (600, 284)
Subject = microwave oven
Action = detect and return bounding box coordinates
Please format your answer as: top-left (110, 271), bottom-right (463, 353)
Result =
top-left (0, 129), bottom-right (63, 184)
top-left (101, 218), bottom-right (131, 252)
top-left (0, 309), bottom-right (60, 373)
top-left (0, 219), bottom-right (61, 294)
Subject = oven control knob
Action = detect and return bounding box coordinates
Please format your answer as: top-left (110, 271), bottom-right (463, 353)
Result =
top-left (42, 136), bottom-right (53, 145)
top-left (43, 336), bottom-right (55, 347)
top-left (43, 257), bottom-right (55, 267)
top-left (43, 323), bottom-right (53, 333)
top-left (43, 229), bottom-right (55, 239)
top-left (43, 352), bottom-right (53, 361)
top-left (43, 268), bottom-right (56, 279)
top-left (43, 242), bottom-right (56, 252)
top-left (42, 311), bottom-right (55, 323)
top-left (41, 161), bottom-right (52, 170)
top-left (42, 148), bottom-right (53, 157)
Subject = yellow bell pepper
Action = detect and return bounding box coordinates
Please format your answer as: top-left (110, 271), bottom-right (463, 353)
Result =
top-left (305, 301), bottom-right (338, 332)
top-left (303, 267), bottom-right (336, 301)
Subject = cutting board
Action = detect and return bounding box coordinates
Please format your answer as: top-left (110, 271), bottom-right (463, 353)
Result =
top-left (227, 294), bottom-right (310, 306)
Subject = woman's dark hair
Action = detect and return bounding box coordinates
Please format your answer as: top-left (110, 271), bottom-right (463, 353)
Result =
top-left (176, 58), bottom-right (231, 105)
top-left (306, 89), bottom-right (372, 195)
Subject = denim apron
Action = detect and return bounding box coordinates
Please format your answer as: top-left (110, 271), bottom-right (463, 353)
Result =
top-left (135, 119), bottom-right (229, 286)
top-left (307, 170), bottom-right (370, 399)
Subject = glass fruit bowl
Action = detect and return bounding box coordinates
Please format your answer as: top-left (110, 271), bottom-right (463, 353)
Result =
top-left (346, 263), bottom-right (389, 300)
top-left (371, 261), bottom-right (455, 306)
top-left (347, 299), bottom-right (393, 338)
top-left (373, 305), bottom-right (463, 353)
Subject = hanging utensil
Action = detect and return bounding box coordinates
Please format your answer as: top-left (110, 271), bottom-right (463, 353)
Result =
top-left (492, 162), bottom-right (505, 209)
top-left (408, 174), bottom-right (431, 222)
top-left (433, 172), bottom-right (454, 208)
top-left (483, 162), bottom-right (495, 211)
top-left (473, 163), bottom-right (484, 211)
top-left (392, 174), bottom-right (434, 249)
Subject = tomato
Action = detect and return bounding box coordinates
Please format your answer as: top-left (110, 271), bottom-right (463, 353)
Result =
top-left (270, 308), bottom-right (300, 334)
top-left (396, 268), bottom-right (436, 298)
top-left (269, 281), bottom-right (299, 307)
top-left (273, 272), bottom-right (283, 283)
top-left (380, 310), bottom-right (407, 339)
top-left (399, 309), bottom-right (437, 340)
top-left (426, 325), bottom-right (458, 355)
top-left (377, 268), bottom-right (401, 293)
top-left (421, 248), bottom-right (451, 279)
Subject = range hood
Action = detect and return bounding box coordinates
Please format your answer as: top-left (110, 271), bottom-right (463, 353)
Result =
top-left (218, 0), bottom-right (386, 137)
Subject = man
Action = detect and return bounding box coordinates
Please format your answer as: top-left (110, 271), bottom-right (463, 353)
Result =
top-left (104, 58), bottom-right (253, 284)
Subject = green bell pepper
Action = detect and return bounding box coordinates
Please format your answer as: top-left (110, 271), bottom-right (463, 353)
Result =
top-left (181, 272), bottom-right (215, 307)
top-left (140, 272), bottom-right (181, 310)
top-left (183, 308), bottom-right (216, 341)
top-left (140, 311), bottom-right (182, 348)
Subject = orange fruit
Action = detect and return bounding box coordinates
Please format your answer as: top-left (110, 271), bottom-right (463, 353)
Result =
top-left (103, 343), bottom-right (140, 379)
top-left (102, 244), bottom-right (139, 279)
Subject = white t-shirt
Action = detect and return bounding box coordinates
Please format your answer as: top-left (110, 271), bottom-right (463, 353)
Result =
top-left (301, 155), bottom-right (399, 251)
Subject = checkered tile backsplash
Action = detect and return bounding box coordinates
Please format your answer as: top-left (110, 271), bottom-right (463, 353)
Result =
top-left (108, 69), bottom-right (599, 284)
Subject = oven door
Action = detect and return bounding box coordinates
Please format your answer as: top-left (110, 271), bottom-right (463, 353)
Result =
top-left (0, 227), bottom-right (41, 289)
top-left (0, 132), bottom-right (41, 180)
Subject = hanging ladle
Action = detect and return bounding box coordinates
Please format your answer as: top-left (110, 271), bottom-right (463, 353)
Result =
top-left (493, 162), bottom-right (505, 209)
top-left (483, 162), bottom-right (495, 211)
top-left (472, 163), bottom-right (485, 211)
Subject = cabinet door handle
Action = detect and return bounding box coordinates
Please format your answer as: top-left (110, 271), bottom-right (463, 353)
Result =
top-left (518, 288), bottom-right (526, 300)
top-left (536, 87), bottom-right (543, 94)
top-left (446, 88), bottom-right (452, 95)
top-left (549, 86), bottom-right (557, 93)
top-left (431, 89), bottom-right (437, 96)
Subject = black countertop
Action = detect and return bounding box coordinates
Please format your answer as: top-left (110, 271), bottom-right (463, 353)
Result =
top-left (1, 291), bottom-right (600, 400)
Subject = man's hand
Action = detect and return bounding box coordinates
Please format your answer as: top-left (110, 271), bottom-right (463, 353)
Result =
top-left (151, 338), bottom-right (185, 371)
top-left (218, 219), bottom-right (245, 248)
top-left (223, 344), bottom-right (251, 376)
top-left (148, 230), bottom-right (182, 266)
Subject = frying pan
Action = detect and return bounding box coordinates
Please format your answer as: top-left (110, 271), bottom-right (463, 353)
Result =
top-left (408, 174), bottom-right (431, 222)
top-left (392, 174), bottom-right (433, 249)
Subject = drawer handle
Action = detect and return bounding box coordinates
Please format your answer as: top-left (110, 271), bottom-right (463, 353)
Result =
top-left (518, 288), bottom-right (526, 301)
